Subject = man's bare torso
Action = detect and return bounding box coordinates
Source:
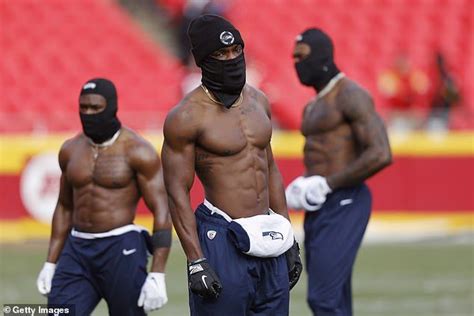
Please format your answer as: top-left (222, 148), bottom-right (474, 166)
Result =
top-left (302, 78), bottom-right (361, 177)
top-left (186, 85), bottom-right (273, 217)
top-left (62, 128), bottom-right (143, 232)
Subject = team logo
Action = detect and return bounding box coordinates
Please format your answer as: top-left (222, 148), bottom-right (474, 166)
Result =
top-left (83, 82), bottom-right (96, 90)
top-left (219, 31), bottom-right (235, 45)
top-left (207, 230), bottom-right (217, 240)
top-left (20, 153), bottom-right (61, 224)
top-left (262, 231), bottom-right (284, 240)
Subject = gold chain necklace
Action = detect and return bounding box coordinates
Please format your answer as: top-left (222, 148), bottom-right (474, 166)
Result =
top-left (201, 85), bottom-right (243, 108)
top-left (88, 129), bottom-right (121, 160)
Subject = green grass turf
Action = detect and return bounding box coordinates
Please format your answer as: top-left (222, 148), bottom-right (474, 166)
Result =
top-left (1, 238), bottom-right (472, 316)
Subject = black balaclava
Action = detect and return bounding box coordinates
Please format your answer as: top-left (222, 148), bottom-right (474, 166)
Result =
top-left (79, 78), bottom-right (121, 144)
top-left (295, 28), bottom-right (340, 92)
top-left (188, 14), bottom-right (246, 108)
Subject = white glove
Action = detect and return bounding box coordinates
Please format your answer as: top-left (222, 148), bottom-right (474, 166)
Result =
top-left (301, 176), bottom-right (332, 211)
top-left (138, 272), bottom-right (168, 313)
top-left (285, 176), bottom-right (306, 210)
top-left (36, 262), bottom-right (56, 295)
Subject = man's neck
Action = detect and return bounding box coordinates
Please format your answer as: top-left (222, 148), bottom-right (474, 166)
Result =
top-left (315, 72), bottom-right (345, 99)
top-left (312, 63), bottom-right (341, 92)
top-left (87, 129), bottom-right (121, 147)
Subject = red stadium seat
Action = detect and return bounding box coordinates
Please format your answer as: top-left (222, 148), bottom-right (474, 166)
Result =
top-left (0, 0), bottom-right (185, 133)
top-left (1, 0), bottom-right (472, 132)
top-left (223, 0), bottom-right (473, 129)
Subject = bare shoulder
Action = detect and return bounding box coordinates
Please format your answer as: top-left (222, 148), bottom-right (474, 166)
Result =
top-left (163, 89), bottom-right (202, 143)
top-left (337, 78), bottom-right (375, 120)
top-left (245, 84), bottom-right (271, 116)
top-left (121, 127), bottom-right (159, 167)
top-left (58, 133), bottom-right (81, 171)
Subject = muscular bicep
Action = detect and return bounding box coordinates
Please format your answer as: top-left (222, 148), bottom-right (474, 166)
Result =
top-left (47, 169), bottom-right (73, 263)
top-left (162, 105), bottom-right (199, 194)
top-left (256, 88), bottom-right (272, 119)
top-left (132, 145), bottom-right (164, 211)
top-left (326, 86), bottom-right (391, 189)
top-left (57, 173), bottom-right (73, 211)
top-left (161, 139), bottom-right (196, 196)
top-left (266, 143), bottom-right (288, 218)
top-left (342, 89), bottom-right (391, 156)
top-left (57, 146), bottom-right (73, 211)
top-left (130, 142), bottom-right (172, 233)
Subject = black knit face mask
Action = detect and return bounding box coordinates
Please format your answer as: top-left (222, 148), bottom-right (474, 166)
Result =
top-left (295, 55), bottom-right (339, 91)
top-left (294, 29), bottom-right (340, 92)
top-left (187, 14), bottom-right (247, 107)
top-left (79, 78), bottom-right (121, 144)
top-left (201, 53), bottom-right (246, 108)
top-left (80, 107), bottom-right (121, 144)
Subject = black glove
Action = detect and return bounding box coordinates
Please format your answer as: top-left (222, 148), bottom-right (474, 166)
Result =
top-left (285, 240), bottom-right (303, 290)
top-left (188, 258), bottom-right (222, 299)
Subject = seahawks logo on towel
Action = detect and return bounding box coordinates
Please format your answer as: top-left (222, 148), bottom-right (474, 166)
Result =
top-left (220, 31), bottom-right (235, 45)
top-left (262, 231), bottom-right (284, 240)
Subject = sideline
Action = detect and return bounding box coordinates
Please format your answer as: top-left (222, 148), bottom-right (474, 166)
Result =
top-left (1, 212), bottom-right (472, 244)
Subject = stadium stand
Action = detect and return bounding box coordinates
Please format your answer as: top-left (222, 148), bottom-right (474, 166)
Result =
top-left (1, 0), bottom-right (472, 132)
top-left (158, 0), bottom-right (473, 129)
top-left (0, 0), bottom-right (184, 132)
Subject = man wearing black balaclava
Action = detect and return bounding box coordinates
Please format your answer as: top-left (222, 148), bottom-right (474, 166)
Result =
top-left (162, 14), bottom-right (302, 316)
top-left (37, 78), bottom-right (173, 315)
top-left (286, 28), bottom-right (392, 316)
top-left (79, 78), bottom-right (121, 144)
top-left (188, 14), bottom-right (246, 108)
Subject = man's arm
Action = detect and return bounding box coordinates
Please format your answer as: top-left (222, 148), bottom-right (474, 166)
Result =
top-left (161, 106), bottom-right (203, 262)
top-left (38, 143), bottom-right (73, 295)
top-left (162, 117), bottom-right (223, 300)
top-left (131, 141), bottom-right (172, 272)
top-left (132, 141), bottom-right (171, 312)
top-left (266, 144), bottom-right (289, 220)
top-left (260, 90), bottom-right (303, 290)
top-left (46, 145), bottom-right (73, 263)
top-left (327, 86), bottom-right (392, 190)
top-left (257, 88), bottom-right (290, 219)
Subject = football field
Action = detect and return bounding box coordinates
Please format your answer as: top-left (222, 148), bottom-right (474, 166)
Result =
top-left (1, 237), bottom-right (473, 316)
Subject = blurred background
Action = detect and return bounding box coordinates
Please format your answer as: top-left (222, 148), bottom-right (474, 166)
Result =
top-left (0, 0), bottom-right (473, 315)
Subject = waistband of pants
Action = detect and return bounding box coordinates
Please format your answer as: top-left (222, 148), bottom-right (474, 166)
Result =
top-left (203, 199), bottom-right (233, 222)
top-left (197, 200), bottom-right (275, 226)
top-left (327, 182), bottom-right (369, 197)
top-left (71, 224), bottom-right (147, 239)
top-left (195, 201), bottom-right (233, 227)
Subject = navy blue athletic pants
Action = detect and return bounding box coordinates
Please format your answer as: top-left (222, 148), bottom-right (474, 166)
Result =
top-left (48, 231), bottom-right (149, 315)
top-left (304, 184), bottom-right (371, 316)
top-left (189, 203), bottom-right (290, 316)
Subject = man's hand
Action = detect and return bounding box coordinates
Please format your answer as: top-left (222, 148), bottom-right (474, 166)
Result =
top-left (285, 176), bottom-right (306, 210)
top-left (285, 240), bottom-right (303, 290)
top-left (188, 258), bottom-right (222, 299)
top-left (138, 273), bottom-right (168, 312)
top-left (301, 176), bottom-right (332, 211)
top-left (36, 262), bottom-right (56, 295)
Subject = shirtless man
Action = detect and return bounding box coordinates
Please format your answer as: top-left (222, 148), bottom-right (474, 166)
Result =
top-left (36, 78), bottom-right (172, 315)
top-left (285, 29), bottom-right (392, 315)
top-left (161, 15), bottom-right (302, 316)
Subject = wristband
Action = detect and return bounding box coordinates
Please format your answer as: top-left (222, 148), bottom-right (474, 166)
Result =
top-left (151, 229), bottom-right (172, 249)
